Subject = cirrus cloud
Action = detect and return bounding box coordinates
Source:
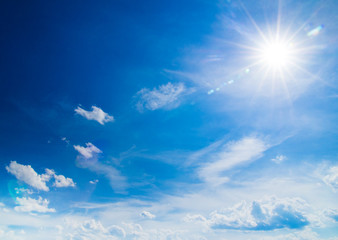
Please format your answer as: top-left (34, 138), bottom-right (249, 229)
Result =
top-left (136, 82), bottom-right (186, 112)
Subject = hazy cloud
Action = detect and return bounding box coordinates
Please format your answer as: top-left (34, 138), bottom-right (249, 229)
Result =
top-left (74, 143), bottom-right (127, 193)
top-left (140, 211), bottom-right (156, 219)
top-left (323, 166), bottom-right (338, 191)
top-left (136, 82), bottom-right (186, 112)
top-left (272, 155), bottom-right (287, 164)
top-left (198, 137), bottom-right (268, 185)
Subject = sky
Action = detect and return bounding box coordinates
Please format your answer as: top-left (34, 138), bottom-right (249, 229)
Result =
top-left (0, 0), bottom-right (338, 239)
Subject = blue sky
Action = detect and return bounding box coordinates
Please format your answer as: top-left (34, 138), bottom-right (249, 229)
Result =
top-left (0, 0), bottom-right (338, 239)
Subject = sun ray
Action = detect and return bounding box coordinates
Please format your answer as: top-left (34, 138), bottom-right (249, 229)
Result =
top-left (239, 0), bottom-right (269, 44)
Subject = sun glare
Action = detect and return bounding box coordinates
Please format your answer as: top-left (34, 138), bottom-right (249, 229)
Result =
top-left (260, 40), bottom-right (293, 69)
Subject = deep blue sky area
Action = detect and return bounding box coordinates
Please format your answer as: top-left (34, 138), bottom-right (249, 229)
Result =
top-left (0, 0), bottom-right (337, 239)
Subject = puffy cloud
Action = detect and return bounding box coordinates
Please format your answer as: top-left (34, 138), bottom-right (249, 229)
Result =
top-left (272, 155), bottom-right (287, 164)
top-left (140, 211), bottom-right (156, 219)
top-left (208, 196), bottom-right (309, 230)
top-left (75, 106), bottom-right (114, 125)
top-left (74, 142), bottom-right (102, 159)
top-left (6, 161), bottom-right (50, 191)
top-left (74, 143), bottom-right (127, 193)
top-left (57, 219), bottom-right (186, 240)
top-left (61, 219), bottom-right (121, 240)
top-left (6, 161), bottom-right (75, 191)
top-left (323, 166), bottom-right (338, 191)
top-left (136, 82), bottom-right (186, 112)
top-left (198, 137), bottom-right (268, 185)
top-left (14, 197), bottom-right (55, 213)
top-left (45, 169), bottom-right (76, 188)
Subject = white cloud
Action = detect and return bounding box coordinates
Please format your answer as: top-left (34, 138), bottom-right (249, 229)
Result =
top-left (183, 214), bottom-right (207, 223)
top-left (324, 208), bottom-right (338, 222)
top-left (14, 197), bottom-right (55, 213)
top-left (75, 106), bottom-right (114, 125)
top-left (74, 143), bottom-right (127, 193)
top-left (6, 161), bottom-right (50, 191)
top-left (61, 137), bottom-right (70, 145)
top-left (140, 211), bottom-right (156, 219)
top-left (15, 188), bottom-right (33, 195)
top-left (272, 155), bottom-right (287, 164)
top-left (59, 219), bottom-right (131, 240)
top-left (45, 169), bottom-right (76, 188)
top-left (136, 82), bottom-right (186, 112)
top-left (89, 179), bottom-right (99, 184)
top-left (323, 166), bottom-right (338, 191)
top-left (208, 196), bottom-right (309, 230)
top-left (6, 161), bottom-right (75, 191)
top-left (260, 228), bottom-right (338, 240)
top-left (74, 142), bottom-right (102, 159)
top-left (198, 137), bottom-right (268, 185)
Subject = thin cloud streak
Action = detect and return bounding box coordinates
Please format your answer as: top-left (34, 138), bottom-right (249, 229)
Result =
top-left (198, 137), bottom-right (269, 185)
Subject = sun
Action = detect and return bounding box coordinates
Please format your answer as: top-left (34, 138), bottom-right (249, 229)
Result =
top-left (260, 40), bottom-right (293, 69)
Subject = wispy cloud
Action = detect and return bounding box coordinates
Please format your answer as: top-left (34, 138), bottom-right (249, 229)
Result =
top-left (74, 143), bottom-right (127, 193)
top-left (6, 161), bottom-right (76, 191)
top-left (89, 179), bottom-right (99, 184)
top-left (140, 210), bottom-right (156, 219)
top-left (198, 137), bottom-right (269, 185)
top-left (136, 82), bottom-right (186, 112)
top-left (271, 155), bottom-right (287, 164)
top-left (14, 197), bottom-right (56, 213)
top-left (75, 106), bottom-right (114, 125)
top-left (322, 166), bottom-right (338, 192)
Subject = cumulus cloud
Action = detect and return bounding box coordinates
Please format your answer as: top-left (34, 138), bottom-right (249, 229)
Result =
top-left (60, 219), bottom-right (124, 240)
top-left (6, 161), bottom-right (75, 191)
top-left (140, 211), bottom-right (156, 219)
top-left (322, 166), bottom-right (338, 191)
top-left (198, 137), bottom-right (268, 185)
top-left (74, 143), bottom-right (127, 192)
top-left (136, 82), bottom-right (186, 112)
top-left (45, 169), bottom-right (76, 188)
top-left (74, 142), bottom-right (102, 159)
top-left (208, 196), bottom-right (309, 230)
top-left (57, 219), bottom-right (186, 240)
top-left (75, 106), bottom-right (114, 125)
top-left (272, 154), bottom-right (287, 164)
top-left (6, 161), bottom-right (50, 191)
top-left (14, 197), bottom-right (55, 213)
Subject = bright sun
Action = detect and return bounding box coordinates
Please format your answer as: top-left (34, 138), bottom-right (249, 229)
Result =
top-left (260, 41), bottom-right (293, 68)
